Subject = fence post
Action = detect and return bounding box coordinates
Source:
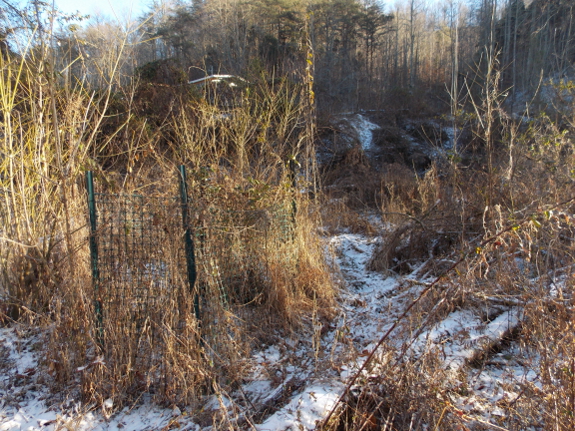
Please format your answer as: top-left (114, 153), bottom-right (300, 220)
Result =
top-left (86, 171), bottom-right (103, 345)
top-left (179, 166), bottom-right (200, 322)
top-left (288, 159), bottom-right (298, 230)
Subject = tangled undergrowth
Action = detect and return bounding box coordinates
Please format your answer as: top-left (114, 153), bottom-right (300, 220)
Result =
top-left (318, 73), bottom-right (575, 430)
top-left (0, 32), bottom-right (335, 412)
top-left (1, 12), bottom-right (575, 430)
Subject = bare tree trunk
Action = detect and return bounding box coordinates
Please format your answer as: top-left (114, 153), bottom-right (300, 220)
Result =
top-left (510, 0), bottom-right (520, 111)
top-left (525, 2), bottom-right (536, 90)
top-left (559, 5), bottom-right (573, 74)
top-left (409, 0), bottom-right (416, 87)
top-left (450, 0), bottom-right (459, 117)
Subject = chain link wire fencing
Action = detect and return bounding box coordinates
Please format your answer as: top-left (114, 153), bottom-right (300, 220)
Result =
top-left (1, 165), bottom-right (299, 404)
top-left (192, 204), bottom-right (295, 307)
top-left (86, 166), bottom-right (296, 351)
top-left (89, 193), bottom-right (189, 325)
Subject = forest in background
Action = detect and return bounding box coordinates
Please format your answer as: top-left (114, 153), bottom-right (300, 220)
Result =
top-left (1, 0), bottom-right (575, 429)
top-left (3, 0), bottom-right (573, 114)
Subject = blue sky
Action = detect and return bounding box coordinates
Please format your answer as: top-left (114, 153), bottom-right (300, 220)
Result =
top-left (54, 0), bottom-right (150, 22)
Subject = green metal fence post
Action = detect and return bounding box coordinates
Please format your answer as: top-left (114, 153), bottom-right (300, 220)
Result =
top-left (179, 166), bottom-right (200, 322)
top-left (86, 171), bottom-right (103, 345)
top-left (288, 159), bottom-right (298, 233)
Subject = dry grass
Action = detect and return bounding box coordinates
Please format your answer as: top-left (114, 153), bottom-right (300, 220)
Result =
top-left (326, 349), bottom-right (457, 430)
top-left (323, 73), bottom-right (575, 430)
top-left (2, 16), bottom-right (575, 430)
top-left (368, 163), bottom-right (485, 276)
top-left (0, 25), bottom-right (336, 414)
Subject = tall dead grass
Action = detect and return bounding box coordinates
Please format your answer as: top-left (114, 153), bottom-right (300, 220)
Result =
top-left (325, 63), bottom-right (575, 430)
top-left (0, 22), bottom-right (335, 414)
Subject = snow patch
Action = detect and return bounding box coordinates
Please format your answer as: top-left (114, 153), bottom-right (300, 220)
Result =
top-left (256, 382), bottom-right (344, 431)
top-left (347, 114), bottom-right (380, 151)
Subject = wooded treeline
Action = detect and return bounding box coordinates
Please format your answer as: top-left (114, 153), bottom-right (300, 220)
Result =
top-left (1, 0), bottom-right (574, 113)
top-left (1, 0), bottom-right (575, 421)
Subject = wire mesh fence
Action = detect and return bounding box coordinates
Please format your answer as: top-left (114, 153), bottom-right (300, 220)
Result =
top-left (86, 167), bottom-right (296, 345)
top-left (90, 193), bottom-right (188, 322)
top-left (192, 204), bottom-right (295, 307)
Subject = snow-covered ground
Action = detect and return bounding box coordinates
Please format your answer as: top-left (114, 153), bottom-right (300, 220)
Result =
top-left (323, 113), bottom-right (381, 152)
top-left (0, 232), bottom-right (541, 430)
top-left (346, 114), bottom-right (381, 151)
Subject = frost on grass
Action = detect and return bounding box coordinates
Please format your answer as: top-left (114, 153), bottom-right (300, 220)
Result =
top-left (0, 231), bottom-right (552, 430)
